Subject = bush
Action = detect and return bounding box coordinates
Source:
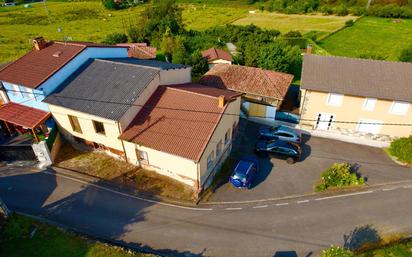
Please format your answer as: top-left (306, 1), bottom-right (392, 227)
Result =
top-left (316, 163), bottom-right (365, 191)
top-left (388, 136), bottom-right (412, 163)
top-left (399, 44), bottom-right (412, 62)
top-left (320, 5), bottom-right (333, 15)
top-left (321, 246), bottom-right (353, 257)
top-left (367, 4), bottom-right (412, 18)
top-left (102, 0), bottom-right (119, 10)
top-left (345, 19), bottom-right (354, 27)
top-left (335, 5), bottom-right (349, 16)
top-left (102, 33), bottom-right (128, 45)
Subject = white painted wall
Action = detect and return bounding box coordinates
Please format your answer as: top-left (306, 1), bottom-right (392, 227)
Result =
top-left (159, 68), bottom-right (192, 85)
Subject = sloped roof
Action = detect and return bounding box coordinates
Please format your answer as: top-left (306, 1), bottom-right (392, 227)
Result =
top-left (0, 41), bottom-right (127, 89)
top-left (120, 84), bottom-right (240, 161)
top-left (44, 59), bottom-right (159, 121)
top-left (301, 54), bottom-right (412, 102)
top-left (0, 102), bottom-right (50, 128)
top-left (202, 48), bottom-right (233, 62)
top-left (105, 58), bottom-right (189, 70)
top-left (200, 64), bottom-right (294, 100)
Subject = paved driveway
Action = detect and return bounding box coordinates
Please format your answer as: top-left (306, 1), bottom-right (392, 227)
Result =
top-left (209, 121), bottom-right (412, 203)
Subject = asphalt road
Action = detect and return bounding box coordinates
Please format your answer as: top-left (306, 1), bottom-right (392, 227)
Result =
top-left (1, 168), bottom-right (412, 257)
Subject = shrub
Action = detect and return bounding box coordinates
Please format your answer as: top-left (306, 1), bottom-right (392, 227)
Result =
top-left (335, 5), bottom-right (349, 16)
top-left (345, 19), bottom-right (354, 27)
top-left (316, 163), bottom-right (365, 191)
top-left (320, 5), bottom-right (333, 15)
top-left (388, 136), bottom-right (412, 163)
top-left (102, 33), bottom-right (128, 45)
top-left (399, 44), bottom-right (412, 62)
top-left (321, 245), bottom-right (353, 257)
top-left (102, 0), bottom-right (119, 10)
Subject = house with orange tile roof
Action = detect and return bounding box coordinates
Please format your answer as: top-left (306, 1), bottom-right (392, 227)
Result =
top-left (200, 64), bottom-right (294, 123)
top-left (202, 48), bottom-right (233, 69)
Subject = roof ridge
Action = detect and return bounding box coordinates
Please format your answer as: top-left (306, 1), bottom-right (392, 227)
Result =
top-left (307, 54), bottom-right (412, 65)
top-left (95, 58), bottom-right (161, 71)
top-left (166, 85), bottom-right (223, 101)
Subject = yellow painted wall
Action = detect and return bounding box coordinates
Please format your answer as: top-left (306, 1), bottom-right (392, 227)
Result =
top-left (300, 90), bottom-right (412, 137)
top-left (248, 102), bottom-right (267, 118)
top-left (48, 104), bottom-right (124, 151)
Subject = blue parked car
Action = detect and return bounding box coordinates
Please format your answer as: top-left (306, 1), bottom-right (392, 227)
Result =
top-left (258, 125), bottom-right (302, 144)
top-left (229, 157), bottom-right (259, 189)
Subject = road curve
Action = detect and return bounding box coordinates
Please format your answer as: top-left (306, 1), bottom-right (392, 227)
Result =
top-left (0, 168), bottom-right (411, 257)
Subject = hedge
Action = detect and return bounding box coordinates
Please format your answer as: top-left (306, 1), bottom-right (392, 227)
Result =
top-left (388, 136), bottom-right (412, 163)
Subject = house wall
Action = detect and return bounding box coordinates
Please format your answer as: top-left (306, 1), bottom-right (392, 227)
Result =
top-left (197, 97), bottom-right (241, 189)
top-left (123, 141), bottom-right (199, 187)
top-left (118, 75), bottom-right (160, 131)
top-left (2, 47), bottom-right (128, 111)
top-left (159, 68), bottom-right (192, 85)
top-left (300, 89), bottom-right (412, 138)
top-left (48, 104), bottom-right (125, 152)
top-left (208, 59), bottom-right (232, 69)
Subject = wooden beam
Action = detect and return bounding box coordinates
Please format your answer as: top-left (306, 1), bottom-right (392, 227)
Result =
top-left (3, 121), bottom-right (12, 135)
top-left (32, 128), bottom-right (39, 143)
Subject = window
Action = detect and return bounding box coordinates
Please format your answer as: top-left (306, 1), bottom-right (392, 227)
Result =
top-left (21, 87), bottom-right (34, 99)
top-left (11, 84), bottom-right (21, 97)
top-left (68, 115), bottom-right (82, 133)
top-left (216, 140), bottom-right (222, 157)
top-left (357, 119), bottom-right (383, 134)
top-left (389, 101), bottom-right (409, 115)
top-left (93, 120), bottom-right (105, 135)
top-left (224, 129), bottom-right (231, 145)
top-left (207, 151), bottom-right (214, 171)
top-left (326, 93), bottom-right (343, 106)
top-left (136, 149), bottom-right (148, 164)
top-left (362, 98), bottom-right (377, 111)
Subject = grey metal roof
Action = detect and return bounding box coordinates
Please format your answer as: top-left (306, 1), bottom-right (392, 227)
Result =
top-left (45, 59), bottom-right (159, 121)
top-left (301, 54), bottom-right (412, 102)
top-left (105, 58), bottom-right (189, 70)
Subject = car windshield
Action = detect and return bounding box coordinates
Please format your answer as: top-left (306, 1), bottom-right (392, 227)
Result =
top-left (232, 173), bottom-right (246, 180)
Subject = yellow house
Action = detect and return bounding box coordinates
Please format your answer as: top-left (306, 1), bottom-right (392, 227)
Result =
top-left (300, 54), bottom-right (412, 140)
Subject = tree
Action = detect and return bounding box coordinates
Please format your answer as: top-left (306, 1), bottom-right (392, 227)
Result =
top-left (257, 42), bottom-right (302, 75)
top-left (186, 51), bottom-right (209, 79)
top-left (399, 45), bottom-right (412, 62)
top-left (102, 33), bottom-right (128, 45)
top-left (171, 37), bottom-right (187, 64)
top-left (102, 0), bottom-right (119, 10)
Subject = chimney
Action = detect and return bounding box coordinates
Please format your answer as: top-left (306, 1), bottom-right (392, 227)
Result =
top-left (33, 37), bottom-right (47, 51)
top-left (306, 43), bottom-right (313, 54)
top-left (218, 95), bottom-right (225, 108)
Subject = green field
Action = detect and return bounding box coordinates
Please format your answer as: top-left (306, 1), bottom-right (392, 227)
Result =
top-left (319, 17), bottom-right (412, 61)
top-left (0, 214), bottom-right (152, 257)
top-left (233, 12), bottom-right (356, 34)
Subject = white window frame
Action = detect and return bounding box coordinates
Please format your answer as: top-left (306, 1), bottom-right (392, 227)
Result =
top-left (357, 119), bottom-right (383, 134)
top-left (389, 101), bottom-right (410, 115)
top-left (362, 98), bottom-right (377, 111)
top-left (137, 149), bottom-right (148, 165)
top-left (207, 151), bottom-right (214, 171)
top-left (326, 93), bottom-right (343, 107)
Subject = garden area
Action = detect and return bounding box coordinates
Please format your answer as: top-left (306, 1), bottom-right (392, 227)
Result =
top-left (315, 163), bottom-right (365, 192)
top-left (55, 142), bottom-right (196, 201)
top-left (0, 214), bottom-right (152, 257)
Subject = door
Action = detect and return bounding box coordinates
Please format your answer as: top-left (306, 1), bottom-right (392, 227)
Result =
top-left (315, 113), bottom-right (334, 130)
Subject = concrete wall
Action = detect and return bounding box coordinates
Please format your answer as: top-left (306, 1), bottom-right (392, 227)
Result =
top-left (197, 97), bottom-right (241, 188)
top-left (159, 68), bottom-right (192, 85)
top-left (300, 89), bottom-right (412, 139)
top-left (119, 75), bottom-right (160, 131)
top-left (48, 104), bottom-right (125, 151)
top-left (124, 141), bottom-right (199, 187)
top-left (2, 47), bottom-right (128, 111)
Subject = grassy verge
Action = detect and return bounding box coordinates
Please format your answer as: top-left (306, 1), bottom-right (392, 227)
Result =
top-left (355, 238), bottom-right (412, 256)
top-left (0, 214), bottom-right (152, 257)
top-left (232, 12), bottom-right (355, 33)
top-left (319, 16), bottom-right (412, 61)
top-left (55, 143), bottom-right (196, 201)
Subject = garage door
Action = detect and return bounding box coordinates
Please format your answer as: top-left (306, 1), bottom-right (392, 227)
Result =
top-left (357, 119), bottom-right (383, 134)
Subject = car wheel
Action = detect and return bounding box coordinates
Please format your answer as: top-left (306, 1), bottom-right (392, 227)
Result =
top-left (286, 157), bottom-right (295, 164)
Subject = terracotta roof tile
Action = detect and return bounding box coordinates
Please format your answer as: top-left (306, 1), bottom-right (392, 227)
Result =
top-left (202, 48), bottom-right (233, 62)
top-left (120, 84), bottom-right (240, 161)
top-left (0, 41), bottom-right (127, 89)
top-left (0, 102), bottom-right (50, 128)
top-left (200, 64), bottom-right (294, 100)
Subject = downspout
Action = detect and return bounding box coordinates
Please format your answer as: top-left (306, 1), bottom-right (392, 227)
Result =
top-left (117, 121), bottom-right (128, 163)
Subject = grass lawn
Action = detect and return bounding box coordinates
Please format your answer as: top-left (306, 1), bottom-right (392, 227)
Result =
top-left (354, 238), bottom-right (412, 256)
top-left (319, 16), bottom-right (412, 61)
top-left (55, 143), bottom-right (196, 201)
top-left (0, 214), bottom-right (152, 257)
top-left (232, 12), bottom-right (356, 34)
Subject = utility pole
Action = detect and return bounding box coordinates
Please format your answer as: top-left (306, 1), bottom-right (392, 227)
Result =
top-left (0, 196), bottom-right (11, 220)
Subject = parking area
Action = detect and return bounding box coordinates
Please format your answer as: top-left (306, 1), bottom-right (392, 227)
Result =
top-left (209, 121), bottom-right (412, 202)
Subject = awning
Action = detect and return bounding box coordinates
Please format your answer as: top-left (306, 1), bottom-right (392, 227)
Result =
top-left (0, 102), bottom-right (50, 129)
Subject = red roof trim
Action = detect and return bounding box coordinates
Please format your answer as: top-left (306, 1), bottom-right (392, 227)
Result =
top-left (0, 102), bottom-right (50, 128)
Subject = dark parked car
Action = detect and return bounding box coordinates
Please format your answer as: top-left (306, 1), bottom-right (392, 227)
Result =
top-left (258, 125), bottom-right (302, 143)
top-left (255, 139), bottom-right (301, 164)
top-left (229, 157), bottom-right (259, 189)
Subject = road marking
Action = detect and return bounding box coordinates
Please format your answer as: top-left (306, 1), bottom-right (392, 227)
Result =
top-left (315, 190), bottom-right (373, 201)
top-left (297, 200), bottom-right (309, 204)
top-left (382, 187), bottom-right (397, 191)
top-left (403, 185), bottom-right (412, 189)
top-left (253, 205), bottom-right (268, 209)
top-left (226, 207), bottom-right (242, 210)
top-left (276, 203), bottom-right (289, 206)
top-left (43, 171), bottom-right (214, 211)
